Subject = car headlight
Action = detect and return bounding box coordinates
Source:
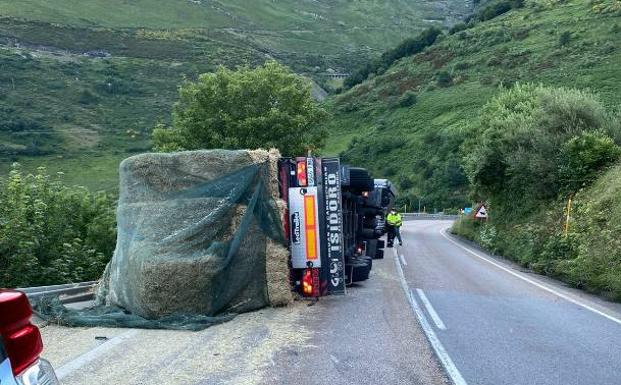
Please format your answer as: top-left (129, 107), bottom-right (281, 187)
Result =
top-left (16, 359), bottom-right (60, 385)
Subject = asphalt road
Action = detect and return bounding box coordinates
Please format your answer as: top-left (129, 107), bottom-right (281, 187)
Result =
top-left (38, 219), bottom-right (621, 385)
top-left (399, 220), bottom-right (621, 385)
top-left (38, 236), bottom-right (447, 385)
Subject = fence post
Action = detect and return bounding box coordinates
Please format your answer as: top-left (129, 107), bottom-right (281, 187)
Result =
top-left (564, 194), bottom-right (573, 238)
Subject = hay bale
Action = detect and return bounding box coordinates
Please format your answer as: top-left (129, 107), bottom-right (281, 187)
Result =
top-left (266, 239), bottom-right (293, 306)
top-left (102, 149), bottom-right (291, 319)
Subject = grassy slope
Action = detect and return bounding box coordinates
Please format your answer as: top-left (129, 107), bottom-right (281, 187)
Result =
top-left (325, 0), bottom-right (621, 210)
top-left (0, 0), bottom-right (467, 52)
top-left (0, 0), bottom-right (472, 188)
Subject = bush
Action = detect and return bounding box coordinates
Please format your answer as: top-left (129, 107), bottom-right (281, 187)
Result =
top-left (398, 91), bottom-right (418, 108)
top-left (436, 71), bottom-right (453, 87)
top-left (479, 1), bottom-right (513, 21)
top-left (95, 77), bottom-right (143, 96)
top-left (591, 0), bottom-right (621, 15)
top-left (463, 84), bottom-right (612, 217)
top-left (457, 85), bottom-right (621, 301)
top-left (559, 31), bottom-right (572, 46)
top-left (558, 132), bottom-right (620, 192)
top-left (398, 175), bottom-right (414, 190)
top-left (449, 23), bottom-right (469, 35)
top-left (382, 165), bottom-right (398, 177)
top-left (0, 165), bottom-right (116, 287)
top-left (78, 89), bottom-right (99, 105)
top-left (479, 224), bottom-right (498, 252)
top-left (453, 61), bottom-right (472, 70)
top-left (0, 118), bottom-right (47, 132)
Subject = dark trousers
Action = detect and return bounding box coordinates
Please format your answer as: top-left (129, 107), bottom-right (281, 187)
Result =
top-left (387, 225), bottom-right (402, 246)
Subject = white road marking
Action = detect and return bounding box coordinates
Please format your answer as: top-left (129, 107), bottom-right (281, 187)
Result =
top-left (55, 329), bottom-right (140, 380)
top-left (393, 247), bottom-right (468, 385)
top-left (399, 254), bottom-right (408, 267)
top-left (441, 229), bottom-right (621, 327)
top-left (416, 288), bottom-right (447, 330)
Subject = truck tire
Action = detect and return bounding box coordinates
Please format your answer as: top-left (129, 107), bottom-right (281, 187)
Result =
top-left (347, 256), bottom-right (372, 282)
top-left (375, 249), bottom-right (384, 259)
top-left (351, 263), bottom-right (371, 282)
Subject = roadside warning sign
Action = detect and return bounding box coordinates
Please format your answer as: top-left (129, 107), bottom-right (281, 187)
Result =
top-left (474, 205), bottom-right (488, 219)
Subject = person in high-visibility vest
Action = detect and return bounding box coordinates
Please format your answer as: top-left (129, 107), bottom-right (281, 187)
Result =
top-left (386, 209), bottom-right (403, 247)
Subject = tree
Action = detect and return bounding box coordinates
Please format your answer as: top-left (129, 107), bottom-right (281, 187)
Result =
top-left (153, 61), bottom-right (329, 156)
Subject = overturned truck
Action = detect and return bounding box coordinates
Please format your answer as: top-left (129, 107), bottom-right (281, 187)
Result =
top-left (278, 157), bottom-right (396, 297)
top-left (36, 150), bottom-right (396, 330)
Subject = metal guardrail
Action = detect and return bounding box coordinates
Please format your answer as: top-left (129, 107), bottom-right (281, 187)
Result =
top-left (18, 281), bottom-right (97, 304)
top-left (402, 213), bottom-right (459, 220)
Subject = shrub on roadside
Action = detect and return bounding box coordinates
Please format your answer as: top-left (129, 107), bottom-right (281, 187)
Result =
top-left (0, 165), bottom-right (117, 287)
top-left (558, 132), bottom-right (620, 193)
top-left (455, 84), bottom-right (621, 301)
top-left (462, 83), bottom-right (612, 217)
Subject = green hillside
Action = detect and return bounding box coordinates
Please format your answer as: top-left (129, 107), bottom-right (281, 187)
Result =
top-left (0, 0), bottom-right (473, 190)
top-left (325, 0), bottom-right (621, 299)
top-left (326, 0), bottom-right (621, 210)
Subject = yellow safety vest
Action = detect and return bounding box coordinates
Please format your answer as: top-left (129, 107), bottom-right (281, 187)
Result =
top-left (387, 213), bottom-right (402, 227)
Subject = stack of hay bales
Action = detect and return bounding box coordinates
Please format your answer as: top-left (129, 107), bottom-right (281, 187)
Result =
top-left (98, 149), bottom-right (292, 320)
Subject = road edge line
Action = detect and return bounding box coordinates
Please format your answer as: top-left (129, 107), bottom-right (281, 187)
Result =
top-left (55, 329), bottom-right (140, 380)
top-left (441, 229), bottom-right (621, 327)
top-left (399, 253), bottom-right (408, 267)
top-left (416, 288), bottom-right (447, 330)
top-left (393, 248), bottom-right (468, 385)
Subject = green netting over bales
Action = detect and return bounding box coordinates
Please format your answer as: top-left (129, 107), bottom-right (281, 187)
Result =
top-left (35, 149), bottom-right (291, 330)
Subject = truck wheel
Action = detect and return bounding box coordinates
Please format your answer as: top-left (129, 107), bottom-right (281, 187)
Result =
top-left (351, 264), bottom-right (372, 282)
top-left (375, 249), bottom-right (384, 259)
